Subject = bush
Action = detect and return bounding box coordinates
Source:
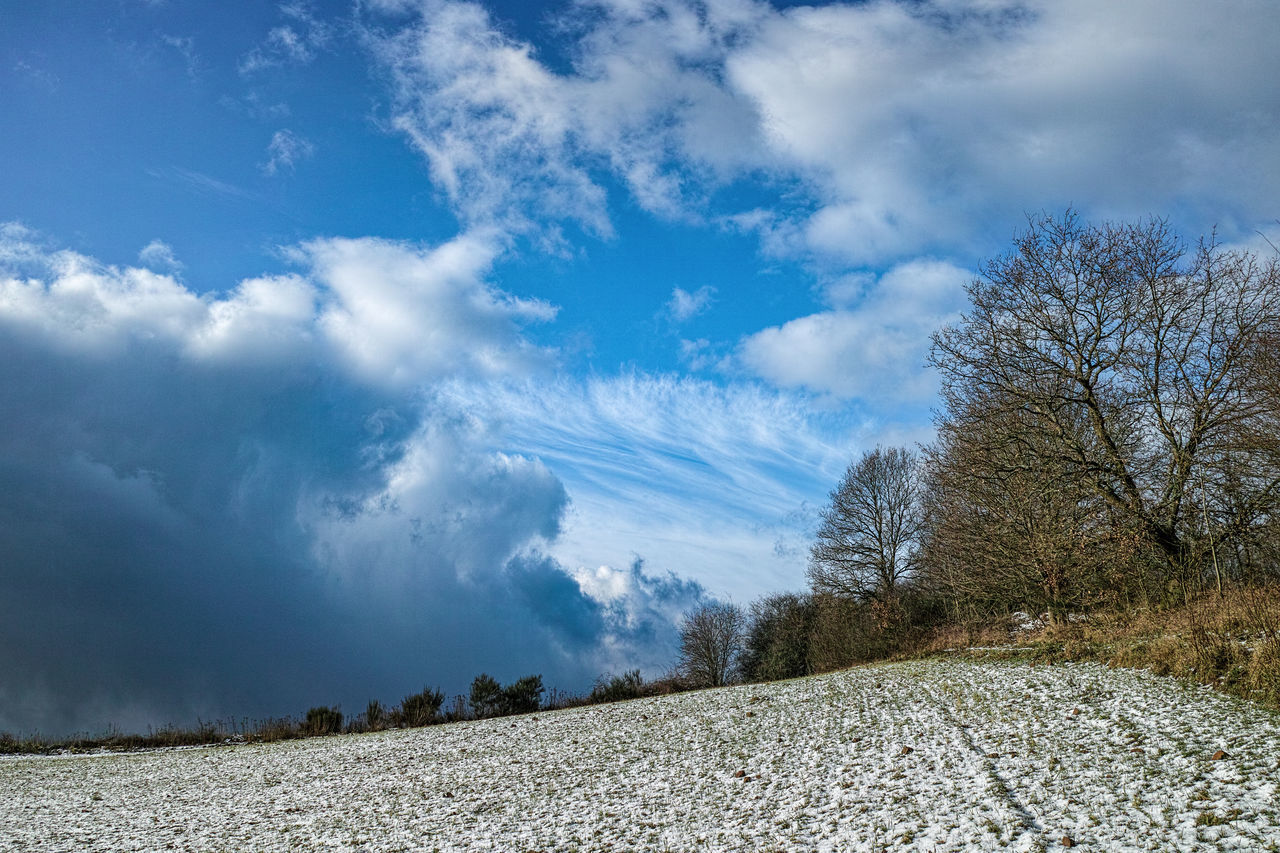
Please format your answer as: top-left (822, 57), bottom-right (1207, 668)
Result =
top-left (743, 593), bottom-right (815, 682)
top-left (255, 717), bottom-right (300, 742)
top-left (590, 670), bottom-right (646, 703)
top-left (502, 674), bottom-right (544, 715)
top-left (365, 700), bottom-right (387, 732)
top-left (303, 706), bottom-right (343, 737)
top-left (1248, 636), bottom-right (1280, 706)
top-left (469, 674), bottom-right (503, 719)
top-left (393, 688), bottom-right (444, 728)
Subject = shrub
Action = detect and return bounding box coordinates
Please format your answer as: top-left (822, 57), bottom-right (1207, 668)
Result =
top-left (303, 706), bottom-right (343, 737)
top-left (590, 670), bottom-right (646, 704)
top-left (469, 674), bottom-right (503, 719)
top-left (502, 674), bottom-right (544, 715)
top-left (365, 700), bottom-right (387, 732)
top-left (743, 593), bottom-right (815, 682)
top-left (255, 716), bottom-right (300, 742)
top-left (393, 688), bottom-right (444, 728)
top-left (1247, 636), bottom-right (1280, 706)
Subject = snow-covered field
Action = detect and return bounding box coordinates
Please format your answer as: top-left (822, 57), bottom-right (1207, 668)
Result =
top-left (3, 659), bottom-right (1279, 851)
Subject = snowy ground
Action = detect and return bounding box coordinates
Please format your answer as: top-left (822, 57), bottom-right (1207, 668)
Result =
top-left (3, 659), bottom-right (1279, 851)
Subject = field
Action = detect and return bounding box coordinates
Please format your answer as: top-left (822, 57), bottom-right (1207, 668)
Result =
top-left (3, 659), bottom-right (1279, 851)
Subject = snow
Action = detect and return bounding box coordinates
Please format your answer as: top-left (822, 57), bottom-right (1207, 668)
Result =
top-left (3, 660), bottom-right (1279, 851)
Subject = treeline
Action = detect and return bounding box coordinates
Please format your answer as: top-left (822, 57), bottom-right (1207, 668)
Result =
top-left (1, 675), bottom-right (542, 755)
top-left (672, 211), bottom-right (1280, 704)
top-left (0, 670), bottom-right (694, 755)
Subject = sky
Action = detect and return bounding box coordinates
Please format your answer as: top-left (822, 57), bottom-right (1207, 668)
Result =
top-left (2, 0), bottom-right (1278, 735)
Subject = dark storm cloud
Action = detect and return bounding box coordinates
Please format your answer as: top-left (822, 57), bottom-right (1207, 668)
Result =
top-left (0, 228), bottom-right (702, 736)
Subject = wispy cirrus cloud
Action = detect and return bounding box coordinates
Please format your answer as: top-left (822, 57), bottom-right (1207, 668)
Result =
top-left (147, 166), bottom-right (256, 200)
top-left (434, 372), bottom-right (867, 599)
top-left (261, 129), bottom-right (315, 175)
top-left (239, 2), bottom-right (333, 75)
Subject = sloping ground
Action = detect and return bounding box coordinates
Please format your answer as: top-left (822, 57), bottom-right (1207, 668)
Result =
top-left (2, 660), bottom-right (1278, 852)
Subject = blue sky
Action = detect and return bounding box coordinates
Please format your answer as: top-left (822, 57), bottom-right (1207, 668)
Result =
top-left (2, 0), bottom-right (1278, 734)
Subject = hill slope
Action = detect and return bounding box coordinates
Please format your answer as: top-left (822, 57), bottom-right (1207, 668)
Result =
top-left (3, 660), bottom-right (1279, 851)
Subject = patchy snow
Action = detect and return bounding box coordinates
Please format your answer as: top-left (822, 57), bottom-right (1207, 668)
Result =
top-left (1010, 611), bottom-right (1043, 633)
top-left (3, 660), bottom-right (1279, 851)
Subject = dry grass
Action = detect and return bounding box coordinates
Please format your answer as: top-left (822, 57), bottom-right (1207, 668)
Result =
top-left (928, 584), bottom-right (1280, 709)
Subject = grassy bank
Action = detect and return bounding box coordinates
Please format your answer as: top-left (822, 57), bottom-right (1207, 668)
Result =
top-left (920, 585), bottom-right (1280, 709)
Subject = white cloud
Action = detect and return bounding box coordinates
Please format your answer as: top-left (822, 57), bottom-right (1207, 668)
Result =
top-left (0, 246), bottom-right (206, 354)
top-left (678, 337), bottom-right (728, 372)
top-left (724, 0), bottom-right (1280, 260)
top-left (186, 273), bottom-right (318, 364)
top-left (665, 285), bottom-right (715, 323)
top-left (262, 129), bottom-right (315, 175)
top-left (738, 258), bottom-right (971, 400)
top-left (372, 0), bottom-right (611, 236)
top-left (302, 233), bottom-right (557, 386)
top-left (367, 0), bottom-right (1280, 263)
top-left (239, 2), bottom-right (332, 75)
top-left (138, 239), bottom-right (183, 272)
top-left (568, 558), bottom-right (707, 673)
top-left (367, 0), bottom-right (772, 236)
top-left (0, 225), bottom-right (554, 385)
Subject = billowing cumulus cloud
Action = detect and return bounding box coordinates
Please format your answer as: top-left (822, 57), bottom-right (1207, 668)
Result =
top-left (0, 227), bottom-right (707, 735)
top-left (725, 0), bottom-right (1280, 261)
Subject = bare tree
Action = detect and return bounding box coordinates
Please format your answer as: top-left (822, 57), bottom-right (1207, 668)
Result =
top-left (921, 392), bottom-right (1124, 621)
top-left (677, 602), bottom-right (745, 688)
top-left (1227, 325), bottom-right (1280, 581)
top-left (808, 446), bottom-right (923, 604)
top-left (929, 211), bottom-right (1280, 598)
